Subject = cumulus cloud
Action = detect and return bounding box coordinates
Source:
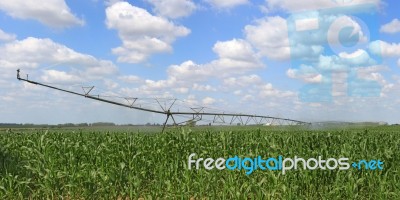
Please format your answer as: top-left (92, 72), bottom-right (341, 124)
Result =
top-left (120, 39), bottom-right (263, 98)
top-left (326, 50), bottom-right (375, 70)
top-left (369, 40), bottom-right (400, 57)
top-left (265, 0), bottom-right (381, 12)
top-left (213, 39), bottom-right (258, 61)
top-left (205, 0), bottom-right (248, 8)
top-left (356, 65), bottom-right (389, 84)
top-left (244, 15), bottom-right (328, 61)
top-left (168, 39), bottom-right (263, 81)
top-left (287, 49), bottom-right (378, 83)
top-left (259, 83), bottom-right (295, 98)
top-left (182, 95), bottom-right (199, 106)
top-left (0, 29), bottom-right (16, 42)
top-left (219, 74), bottom-right (296, 106)
top-left (0, 37), bottom-right (118, 82)
top-left (0, 37), bottom-right (85, 69)
top-left (192, 83), bottom-right (216, 92)
top-left (246, 13), bottom-right (369, 61)
top-left (380, 18), bottom-right (400, 34)
top-left (287, 66), bottom-right (323, 83)
top-left (244, 16), bottom-right (291, 60)
top-left (41, 70), bottom-right (82, 84)
top-left (167, 61), bottom-right (208, 82)
top-left (147, 0), bottom-right (196, 19)
top-left (105, 0), bottom-right (122, 6)
top-left (105, 1), bottom-right (190, 63)
top-left (118, 75), bottom-right (143, 84)
top-left (223, 74), bottom-right (263, 87)
top-left (0, 0), bottom-right (84, 28)
top-left (287, 49), bottom-right (387, 100)
top-left (0, 36), bottom-right (124, 125)
top-left (202, 97), bottom-right (216, 105)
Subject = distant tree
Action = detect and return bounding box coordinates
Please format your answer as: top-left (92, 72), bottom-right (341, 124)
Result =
top-left (77, 123), bottom-right (89, 127)
top-left (64, 123), bottom-right (75, 127)
top-left (92, 122), bottom-right (115, 126)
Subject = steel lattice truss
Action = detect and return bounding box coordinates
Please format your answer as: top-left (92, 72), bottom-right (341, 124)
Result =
top-left (17, 69), bottom-right (310, 132)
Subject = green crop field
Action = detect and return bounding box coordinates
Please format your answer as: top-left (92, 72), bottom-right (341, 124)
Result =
top-left (0, 126), bottom-right (399, 199)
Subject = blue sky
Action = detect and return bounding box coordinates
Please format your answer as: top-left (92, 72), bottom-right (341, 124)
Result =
top-left (0, 0), bottom-right (399, 124)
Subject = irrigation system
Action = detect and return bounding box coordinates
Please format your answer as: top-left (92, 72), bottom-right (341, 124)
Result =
top-left (17, 69), bottom-right (310, 132)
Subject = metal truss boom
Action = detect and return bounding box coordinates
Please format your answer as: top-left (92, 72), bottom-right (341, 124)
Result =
top-left (16, 69), bottom-right (310, 132)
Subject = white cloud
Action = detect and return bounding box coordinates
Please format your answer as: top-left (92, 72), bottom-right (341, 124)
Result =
top-left (266, 0), bottom-right (332, 12)
top-left (244, 12), bottom-right (370, 61)
top-left (337, 49), bottom-right (375, 66)
top-left (119, 75), bottom-right (143, 83)
top-left (221, 74), bottom-right (298, 104)
top-left (213, 39), bottom-right (258, 62)
top-left (103, 79), bottom-right (119, 90)
top-left (265, 0), bottom-right (381, 12)
top-left (244, 15), bottom-right (325, 61)
top-left (202, 97), bottom-right (216, 105)
top-left (0, 37), bottom-right (118, 82)
top-left (121, 39), bottom-right (263, 98)
top-left (223, 74), bottom-right (263, 87)
top-left (241, 94), bottom-right (254, 101)
top-left (354, 65), bottom-right (391, 97)
top-left (0, 29), bottom-right (16, 42)
top-left (105, 1), bottom-right (190, 63)
top-left (192, 83), bottom-right (216, 91)
top-left (380, 18), bottom-right (400, 34)
top-left (41, 70), bottom-right (82, 84)
top-left (258, 83), bottom-right (295, 98)
top-left (0, 0), bottom-right (84, 28)
top-left (174, 87), bottom-right (189, 94)
top-left (205, 0), bottom-right (248, 8)
top-left (233, 90), bottom-right (241, 95)
top-left (287, 50), bottom-right (377, 84)
top-left (339, 49), bottom-right (368, 59)
top-left (398, 59), bottom-right (400, 67)
top-left (307, 74), bottom-right (323, 83)
top-left (147, 0), bottom-right (196, 19)
top-left (244, 16), bottom-right (291, 60)
top-left (286, 49), bottom-right (389, 101)
top-left (1, 37), bottom-right (90, 66)
top-left (85, 61), bottom-right (118, 78)
top-left (287, 66), bottom-right (323, 83)
top-left (143, 79), bottom-right (174, 91)
top-left (356, 65), bottom-right (388, 84)
top-left (183, 95), bottom-right (199, 106)
top-left (105, 0), bottom-right (122, 6)
top-left (319, 50), bottom-right (375, 71)
top-left (167, 60), bottom-right (209, 82)
top-left (168, 39), bottom-right (263, 81)
top-left (369, 40), bottom-right (400, 57)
